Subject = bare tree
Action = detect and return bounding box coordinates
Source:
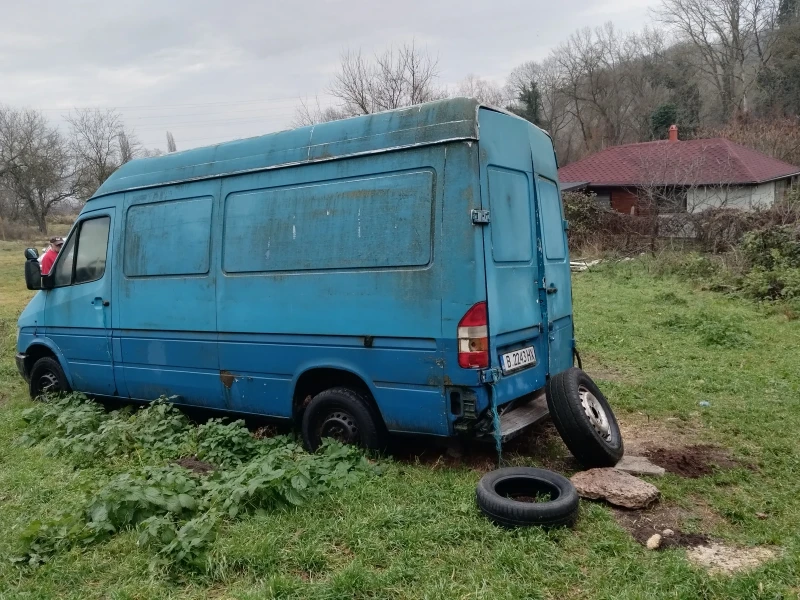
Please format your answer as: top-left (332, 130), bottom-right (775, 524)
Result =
top-left (507, 58), bottom-right (573, 145)
top-left (457, 74), bottom-right (508, 106)
top-left (0, 107), bottom-right (77, 233)
top-left (292, 97), bottom-right (352, 127)
top-left (297, 41), bottom-right (447, 124)
top-left (66, 108), bottom-right (140, 200)
top-left (656, 0), bottom-right (781, 120)
top-left (166, 131), bottom-right (177, 153)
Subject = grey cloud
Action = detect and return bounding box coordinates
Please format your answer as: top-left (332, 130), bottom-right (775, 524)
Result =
top-left (2, 0), bottom-right (659, 150)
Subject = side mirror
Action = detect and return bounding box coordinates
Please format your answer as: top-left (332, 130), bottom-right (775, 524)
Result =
top-left (24, 250), bottom-right (42, 291)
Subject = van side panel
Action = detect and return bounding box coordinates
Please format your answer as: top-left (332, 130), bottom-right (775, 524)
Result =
top-left (118, 180), bottom-right (225, 407)
top-left (215, 147), bottom-right (449, 434)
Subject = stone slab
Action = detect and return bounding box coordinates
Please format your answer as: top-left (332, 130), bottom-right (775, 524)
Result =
top-left (571, 468), bottom-right (660, 509)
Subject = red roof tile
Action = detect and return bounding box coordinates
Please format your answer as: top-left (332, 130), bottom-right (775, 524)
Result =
top-left (558, 138), bottom-right (800, 186)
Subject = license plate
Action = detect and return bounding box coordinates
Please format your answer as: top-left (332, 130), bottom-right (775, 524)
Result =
top-left (501, 346), bottom-right (536, 374)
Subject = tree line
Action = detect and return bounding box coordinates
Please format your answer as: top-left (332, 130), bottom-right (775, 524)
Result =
top-left (3, 0), bottom-right (798, 235)
top-left (297, 0), bottom-right (800, 167)
top-left (0, 107), bottom-right (177, 235)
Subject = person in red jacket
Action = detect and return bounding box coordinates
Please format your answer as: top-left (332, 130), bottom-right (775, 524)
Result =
top-left (40, 237), bottom-right (64, 275)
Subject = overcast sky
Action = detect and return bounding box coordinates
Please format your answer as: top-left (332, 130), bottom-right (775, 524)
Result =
top-left (1, 0), bottom-right (659, 152)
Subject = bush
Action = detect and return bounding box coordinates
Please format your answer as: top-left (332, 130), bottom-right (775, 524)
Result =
top-left (741, 225), bottom-right (800, 270)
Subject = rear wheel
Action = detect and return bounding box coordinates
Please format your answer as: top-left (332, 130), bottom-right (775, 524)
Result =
top-left (301, 387), bottom-right (385, 452)
top-left (29, 356), bottom-right (71, 399)
top-left (546, 368), bottom-right (623, 468)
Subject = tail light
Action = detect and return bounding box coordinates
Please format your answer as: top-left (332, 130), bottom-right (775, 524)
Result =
top-left (458, 302), bottom-right (489, 368)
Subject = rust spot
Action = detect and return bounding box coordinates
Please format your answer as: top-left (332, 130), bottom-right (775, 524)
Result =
top-left (443, 375), bottom-right (453, 386)
top-left (220, 370), bottom-right (235, 389)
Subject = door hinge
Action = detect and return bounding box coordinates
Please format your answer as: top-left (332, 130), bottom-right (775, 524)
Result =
top-left (471, 209), bottom-right (490, 225)
top-left (480, 368), bottom-right (501, 384)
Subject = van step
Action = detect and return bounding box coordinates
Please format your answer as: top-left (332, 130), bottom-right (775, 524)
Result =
top-left (499, 391), bottom-right (549, 441)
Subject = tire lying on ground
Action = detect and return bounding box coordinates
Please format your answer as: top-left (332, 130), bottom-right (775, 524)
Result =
top-left (546, 367), bottom-right (624, 468)
top-left (476, 467), bottom-right (579, 528)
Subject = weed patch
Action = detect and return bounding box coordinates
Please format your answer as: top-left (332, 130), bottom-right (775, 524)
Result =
top-left (657, 311), bottom-right (751, 348)
top-left (13, 394), bottom-right (376, 572)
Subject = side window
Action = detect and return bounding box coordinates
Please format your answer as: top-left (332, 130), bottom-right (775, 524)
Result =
top-left (53, 216), bottom-right (110, 286)
top-left (124, 197), bottom-right (212, 277)
top-left (53, 231), bottom-right (77, 287)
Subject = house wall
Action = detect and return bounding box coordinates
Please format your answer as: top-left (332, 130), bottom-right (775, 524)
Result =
top-left (610, 188), bottom-right (638, 214)
top-left (687, 182), bottom-right (776, 213)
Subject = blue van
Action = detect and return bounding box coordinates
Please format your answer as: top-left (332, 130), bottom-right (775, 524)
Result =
top-left (17, 98), bottom-right (623, 464)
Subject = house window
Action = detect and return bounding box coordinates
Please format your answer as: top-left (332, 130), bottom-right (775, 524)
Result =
top-left (593, 192), bottom-right (611, 209)
top-left (656, 187), bottom-right (688, 213)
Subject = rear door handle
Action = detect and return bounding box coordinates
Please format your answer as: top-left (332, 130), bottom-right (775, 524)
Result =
top-left (546, 285), bottom-right (558, 294)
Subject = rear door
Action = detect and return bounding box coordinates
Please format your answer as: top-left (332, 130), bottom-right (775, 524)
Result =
top-left (534, 176), bottom-right (573, 375)
top-left (477, 109), bottom-right (547, 403)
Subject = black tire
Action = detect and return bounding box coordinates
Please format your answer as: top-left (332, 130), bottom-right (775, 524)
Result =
top-left (546, 368), bottom-right (623, 468)
top-left (301, 386), bottom-right (385, 452)
top-left (29, 356), bottom-right (71, 399)
top-left (476, 467), bottom-right (579, 528)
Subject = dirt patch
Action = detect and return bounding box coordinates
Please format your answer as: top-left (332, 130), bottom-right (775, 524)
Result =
top-left (390, 437), bottom-right (498, 472)
top-left (613, 504), bottom-right (711, 550)
top-left (175, 456), bottom-right (215, 474)
top-left (616, 415), bottom-right (703, 456)
top-left (391, 420), bottom-right (580, 473)
top-left (645, 444), bottom-right (744, 478)
top-left (687, 543), bottom-right (777, 575)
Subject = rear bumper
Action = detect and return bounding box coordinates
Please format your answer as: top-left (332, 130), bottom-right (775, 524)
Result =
top-left (15, 353), bottom-right (29, 382)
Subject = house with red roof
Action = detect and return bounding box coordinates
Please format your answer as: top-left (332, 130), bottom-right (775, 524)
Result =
top-left (558, 126), bottom-right (800, 215)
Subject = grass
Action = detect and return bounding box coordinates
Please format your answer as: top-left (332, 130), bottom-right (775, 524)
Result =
top-left (0, 242), bottom-right (799, 598)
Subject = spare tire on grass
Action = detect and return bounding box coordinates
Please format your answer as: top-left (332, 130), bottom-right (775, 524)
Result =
top-left (476, 467), bottom-right (579, 528)
top-left (546, 368), bottom-right (623, 468)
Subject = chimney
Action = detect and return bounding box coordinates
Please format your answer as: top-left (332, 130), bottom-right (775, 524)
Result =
top-left (668, 124), bottom-right (679, 142)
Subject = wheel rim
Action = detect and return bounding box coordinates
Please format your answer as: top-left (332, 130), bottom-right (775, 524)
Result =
top-left (37, 371), bottom-right (59, 395)
top-left (579, 385), bottom-right (612, 442)
top-left (319, 411), bottom-right (359, 444)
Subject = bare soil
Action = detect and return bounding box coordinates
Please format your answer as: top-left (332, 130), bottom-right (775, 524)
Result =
top-left (644, 444), bottom-right (744, 478)
top-left (175, 456), bottom-right (215, 474)
top-left (612, 504), bottom-right (711, 550)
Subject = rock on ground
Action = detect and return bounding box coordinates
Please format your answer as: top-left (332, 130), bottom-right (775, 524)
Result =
top-left (615, 455), bottom-right (666, 477)
top-left (686, 543), bottom-right (776, 575)
top-left (571, 468), bottom-right (660, 509)
top-left (646, 534), bottom-right (662, 550)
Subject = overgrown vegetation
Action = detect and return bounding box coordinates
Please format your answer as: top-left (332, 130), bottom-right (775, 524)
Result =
top-left (1, 240), bottom-right (800, 597)
top-left (14, 395), bottom-right (375, 572)
top-left (568, 188), bottom-right (800, 310)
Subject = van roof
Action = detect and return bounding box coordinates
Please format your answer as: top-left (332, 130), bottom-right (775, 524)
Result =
top-left (91, 97), bottom-right (503, 200)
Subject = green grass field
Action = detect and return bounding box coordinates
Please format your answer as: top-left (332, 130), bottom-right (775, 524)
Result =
top-left (0, 241), bottom-right (798, 599)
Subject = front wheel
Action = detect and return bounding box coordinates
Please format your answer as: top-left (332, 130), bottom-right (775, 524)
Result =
top-left (29, 357), bottom-right (71, 399)
top-left (546, 368), bottom-right (623, 468)
top-left (301, 387), bottom-right (385, 452)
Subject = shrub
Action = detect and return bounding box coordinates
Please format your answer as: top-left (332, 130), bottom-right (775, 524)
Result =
top-left (741, 225), bottom-right (800, 270)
